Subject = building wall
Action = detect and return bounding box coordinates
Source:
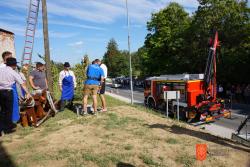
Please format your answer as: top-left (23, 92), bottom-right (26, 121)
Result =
top-left (0, 31), bottom-right (16, 63)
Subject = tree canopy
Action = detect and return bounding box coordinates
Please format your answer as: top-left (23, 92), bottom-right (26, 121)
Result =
top-left (138, 0), bottom-right (250, 83)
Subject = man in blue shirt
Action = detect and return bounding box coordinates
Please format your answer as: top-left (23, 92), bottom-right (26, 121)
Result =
top-left (83, 60), bottom-right (104, 115)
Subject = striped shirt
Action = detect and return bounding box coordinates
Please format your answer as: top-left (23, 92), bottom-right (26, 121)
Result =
top-left (0, 66), bottom-right (24, 90)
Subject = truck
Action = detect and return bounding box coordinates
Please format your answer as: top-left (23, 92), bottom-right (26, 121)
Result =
top-left (144, 31), bottom-right (231, 124)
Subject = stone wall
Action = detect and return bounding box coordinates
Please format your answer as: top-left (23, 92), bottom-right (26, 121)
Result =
top-left (0, 31), bottom-right (16, 63)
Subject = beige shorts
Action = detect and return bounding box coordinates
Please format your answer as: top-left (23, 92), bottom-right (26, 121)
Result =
top-left (83, 84), bottom-right (99, 96)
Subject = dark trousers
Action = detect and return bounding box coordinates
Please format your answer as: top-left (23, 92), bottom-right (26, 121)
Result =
top-left (0, 89), bottom-right (14, 133)
top-left (60, 99), bottom-right (74, 111)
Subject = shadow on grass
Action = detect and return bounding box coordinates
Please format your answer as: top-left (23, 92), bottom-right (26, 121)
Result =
top-left (144, 123), bottom-right (250, 153)
top-left (116, 162), bottom-right (136, 167)
top-left (0, 141), bottom-right (17, 167)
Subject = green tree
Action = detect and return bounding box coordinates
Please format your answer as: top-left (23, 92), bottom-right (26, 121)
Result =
top-left (189, 0), bottom-right (250, 82)
top-left (73, 54), bottom-right (89, 100)
top-left (103, 39), bottom-right (130, 77)
top-left (144, 2), bottom-right (191, 75)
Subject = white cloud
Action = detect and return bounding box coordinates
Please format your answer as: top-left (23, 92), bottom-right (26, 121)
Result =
top-left (49, 20), bottom-right (106, 31)
top-left (68, 41), bottom-right (84, 48)
top-left (0, 0), bottom-right (199, 25)
top-left (0, 21), bottom-right (25, 36)
top-left (0, 20), bottom-right (77, 39)
top-left (49, 31), bottom-right (78, 38)
top-left (0, 13), bottom-right (106, 31)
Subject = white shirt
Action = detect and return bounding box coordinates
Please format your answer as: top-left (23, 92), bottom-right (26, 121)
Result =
top-left (0, 63), bottom-right (6, 68)
top-left (0, 66), bottom-right (24, 89)
top-left (100, 64), bottom-right (108, 79)
top-left (59, 70), bottom-right (76, 88)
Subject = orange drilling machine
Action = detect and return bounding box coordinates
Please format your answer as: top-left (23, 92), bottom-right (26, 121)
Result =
top-left (144, 31), bottom-right (231, 124)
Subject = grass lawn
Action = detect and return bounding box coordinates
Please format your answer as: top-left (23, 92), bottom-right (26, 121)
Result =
top-left (0, 95), bottom-right (249, 167)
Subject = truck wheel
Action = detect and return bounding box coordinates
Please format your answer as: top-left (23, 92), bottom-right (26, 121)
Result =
top-left (147, 98), bottom-right (156, 109)
top-left (173, 106), bottom-right (187, 121)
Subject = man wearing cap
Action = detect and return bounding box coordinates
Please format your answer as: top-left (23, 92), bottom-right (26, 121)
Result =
top-left (58, 62), bottom-right (76, 111)
top-left (83, 60), bottom-right (104, 115)
top-left (0, 57), bottom-right (31, 135)
top-left (29, 62), bottom-right (48, 91)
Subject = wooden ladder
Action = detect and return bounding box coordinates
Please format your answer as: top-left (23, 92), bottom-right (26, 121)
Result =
top-left (21, 0), bottom-right (40, 67)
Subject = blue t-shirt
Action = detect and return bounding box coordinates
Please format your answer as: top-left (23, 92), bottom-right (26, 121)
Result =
top-left (85, 64), bottom-right (104, 85)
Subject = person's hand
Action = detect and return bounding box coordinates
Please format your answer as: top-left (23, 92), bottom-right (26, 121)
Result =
top-left (34, 86), bottom-right (40, 90)
top-left (26, 93), bottom-right (32, 99)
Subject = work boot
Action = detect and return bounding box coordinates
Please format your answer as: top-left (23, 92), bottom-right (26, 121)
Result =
top-left (60, 100), bottom-right (65, 112)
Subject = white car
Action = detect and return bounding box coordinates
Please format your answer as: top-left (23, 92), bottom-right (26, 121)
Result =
top-left (111, 83), bottom-right (122, 88)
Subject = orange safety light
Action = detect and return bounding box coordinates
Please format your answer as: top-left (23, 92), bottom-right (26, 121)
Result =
top-left (196, 144), bottom-right (207, 161)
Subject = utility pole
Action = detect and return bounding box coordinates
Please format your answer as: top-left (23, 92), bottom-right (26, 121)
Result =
top-left (126, 0), bottom-right (134, 104)
top-left (42, 0), bottom-right (53, 94)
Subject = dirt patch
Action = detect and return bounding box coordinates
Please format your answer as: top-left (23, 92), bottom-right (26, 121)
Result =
top-left (1, 105), bottom-right (249, 167)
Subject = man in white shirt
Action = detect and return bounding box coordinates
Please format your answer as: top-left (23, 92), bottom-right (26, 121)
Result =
top-left (95, 59), bottom-right (108, 112)
top-left (58, 62), bottom-right (76, 111)
top-left (0, 58), bottom-right (31, 135)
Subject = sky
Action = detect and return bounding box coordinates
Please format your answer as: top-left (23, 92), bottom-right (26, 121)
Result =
top-left (0, 0), bottom-right (200, 65)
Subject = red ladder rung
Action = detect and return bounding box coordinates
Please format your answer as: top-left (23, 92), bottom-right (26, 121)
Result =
top-left (24, 58), bottom-right (31, 60)
top-left (31, 4), bottom-right (38, 7)
top-left (25, 53), bottom-right (32, 54)
top-left (26, 34), bottom-right (33, 37)
top-left (25, 40), bottom-right (32, 43)
top-left (27, 28), bottom-right (34, 31)
top-left (28, 22), bottom-right (35, 25)
top-left (25, 46), bottom-right (32, 49)
top-left (30, 10), bottom-right (37, 14)
top-left (29, 16), bottom-right (36, 20)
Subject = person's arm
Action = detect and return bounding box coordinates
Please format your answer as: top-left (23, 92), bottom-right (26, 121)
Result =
top-left (45, 78), bottom-right (48, 90)
top-left (71, 71), bottom-right (77, 88)
top-left (99, 68), bottom-right (105, 87)
top-left (29, 75), bottom-right (39, 90)
top-left (86, 66), bottom-right (89, 76)
top-left (20, 83), bottom-right (31, 99)
top-left (13, 71), bottom-right (31, 99)
top-left (59, 71), bottom-right (63, 91)
top-left (100, 76), bottom-right (104, 83)
top-left (100, 68), bottom-right (104, 83)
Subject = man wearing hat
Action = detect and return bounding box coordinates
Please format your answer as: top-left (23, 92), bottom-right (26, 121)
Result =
top-left (0, 57), bottom-right (31, 135)
top-left (58, 62), bottom-right (76, 111)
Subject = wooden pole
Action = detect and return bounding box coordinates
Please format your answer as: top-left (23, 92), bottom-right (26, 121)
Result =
top-left (41, 0), bottom-right (53, 94)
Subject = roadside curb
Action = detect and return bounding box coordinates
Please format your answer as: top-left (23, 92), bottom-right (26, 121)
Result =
top-left (106, 92), bottom-right (143, 104)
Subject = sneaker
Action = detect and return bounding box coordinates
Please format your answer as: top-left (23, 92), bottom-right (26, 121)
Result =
top-left (81, 109), bottom-right (88, 116)
top-left (92, 112), bottom-right (97, 116)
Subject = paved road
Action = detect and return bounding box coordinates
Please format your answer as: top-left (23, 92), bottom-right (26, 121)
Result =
top-left (106, 86), bottom-right (250, 139)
